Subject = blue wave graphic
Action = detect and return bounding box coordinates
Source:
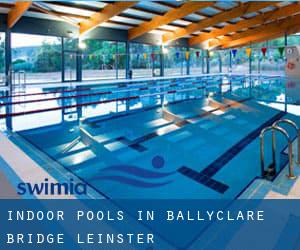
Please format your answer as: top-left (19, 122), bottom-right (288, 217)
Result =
top-left (100, 165), bottom-right (175, 178)
top-left (90, 175), bottom-right (172, 188)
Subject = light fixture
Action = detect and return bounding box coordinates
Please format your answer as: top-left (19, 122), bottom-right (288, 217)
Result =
top-left (79, 41), bottom-right (87, 50)
top-left (162, 46), bottom-right (169, 54)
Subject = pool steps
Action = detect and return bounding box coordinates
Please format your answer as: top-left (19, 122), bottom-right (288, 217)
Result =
top-left (260, 119), bottom-right (300, 180)
top-left (61, 136), bottom-right (81, 154)
top-left (80, 127), bottom-right (121, 165)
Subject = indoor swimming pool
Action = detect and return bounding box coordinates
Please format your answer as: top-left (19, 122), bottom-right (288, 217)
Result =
top-left (0, 74), bottom-right (299, 199)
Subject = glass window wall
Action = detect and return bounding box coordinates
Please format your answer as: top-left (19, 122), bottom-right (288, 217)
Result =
top-left (11, 33), bottom-right (62, 84)
top-left (164, 46), bottom-right (187, 76)
top-left (190, 49), bottom-right (203, 75)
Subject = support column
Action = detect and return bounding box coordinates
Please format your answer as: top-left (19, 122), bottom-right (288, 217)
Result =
top-left (61, 37), bottom-right (65, 82)
top-left (125, 41), bottom-right (130, 79)
top-left (186, 46), bottom-right (190, 75)
top-left (249, 46), bottom-right (252, 75)
top-left (284, 33), bottom-right (288, 47)
top-left (152, 46), bottom-right (155, 77)
top-left (201, 53), bottom-right (205, 74)
top-left (219, 53), bottom-right (222, 73)
top-left (160, 45), bottom-right (164, 77)
top-left (5, 29), bottom-right (11, 88)
top-left (77, 51), bottom-right (82, 82)
top-left (249, 45), bottom-right (253, 98)
top-left (5, 29), bottom-right (12, 130)
top-left (116, 42), bottom-right (119, 79)
top-left (284, 32), bottom-right (288, 112)
top-left (229, 50), bottom-right (232, 73)
top-left (206, 50), bottom-right (210, 74)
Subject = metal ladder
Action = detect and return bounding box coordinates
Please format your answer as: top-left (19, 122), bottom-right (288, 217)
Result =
top-left (60, 118), bottom-right (86, 154)
top-left (11, 70), bottom-right (26, 93)
top-left (260, 118), bottom-right (300, 180)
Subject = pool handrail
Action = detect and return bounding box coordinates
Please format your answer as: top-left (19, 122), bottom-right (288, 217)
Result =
top-left (272, 119), bottom-right (300, 165)
top-left (260, 125), bottom-right (296, 180)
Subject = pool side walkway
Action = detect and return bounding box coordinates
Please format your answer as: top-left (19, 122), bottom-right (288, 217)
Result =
top-left (0, 167), bottom-right (20, 199)
top-left (0, 132), bottom-right (78, 199)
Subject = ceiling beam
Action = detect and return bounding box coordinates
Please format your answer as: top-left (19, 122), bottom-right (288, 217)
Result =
top-left (221, 14), bottom-right (300, 48)
top-left (7, 1), bottom-right (32, 28)
top-left (189, 2), bottom-right (300, 46)
top-left (162, 2), bottom-right (274, 44)
top-left (79, 1), bottom-right (136, 36)
top-left (128, 1), bottom-right (214, 40)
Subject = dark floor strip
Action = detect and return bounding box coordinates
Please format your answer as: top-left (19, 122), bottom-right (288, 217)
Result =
top-left (177, 111), bottom-right (286, 194)
top-left (178, 166), bottom-right (229, 193)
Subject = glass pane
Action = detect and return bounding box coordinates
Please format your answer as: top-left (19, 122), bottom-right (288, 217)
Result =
top-left (164, 46), bottom-right (186, 76)
top-left (130, 43), bottom-right (152, 78)
top-left (209, 51), bottom-right (220, 73)
top-left (0, 33), bottom-right (5, 85)
top-left (287, 34), bottom-right (300, 46)
top-left (11, 33), bottom-right (62, 84)
top-left (82, 40), bottom-right (117, 80)
top-left (260, 48), bottom-right (285, 75)
top-left (232, 48), bottom-right (249, 74)
top-left (269, 37), bottom-right (285, 47)
top-left (251, 49), bottom-right (260, 74)
top-left (220, 50), bottom-right (230, 73)
top-left (250, 36), bottom-right (286, 76)
top-left (153, 45), bottom-right (161, 77)
top-left (190, 49), bottom-right (203, 75)
top-left (64, 52), bottom-right (76, 81)
top-left (64, 37), bottom-right (78, 51)
top-left (117, 42), bottom-right (126, 79)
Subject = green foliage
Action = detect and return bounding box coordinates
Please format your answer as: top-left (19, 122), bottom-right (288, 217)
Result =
top-left (13, 58), bottom-right (26, 64)
top-left (34, 42), bottom-right (61, 72)
top-left (83, 40), bottom-right (118, 70)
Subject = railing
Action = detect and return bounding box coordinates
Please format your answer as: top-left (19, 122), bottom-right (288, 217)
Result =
top-left (9, 70), bottom-right (26, 91)
top-left (272, 119), bottom-right (300, 165)
top-left (260, 125), bottom-right (295, 180)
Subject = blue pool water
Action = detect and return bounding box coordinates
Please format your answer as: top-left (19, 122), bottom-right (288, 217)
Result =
top-left (1, 74), bottom-right (300, 198)
top-left (0, 74), bottom-right (298, 131)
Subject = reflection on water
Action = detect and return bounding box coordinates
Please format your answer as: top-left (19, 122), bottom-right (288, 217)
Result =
top-left (0, 75), bottom-right (299, 132)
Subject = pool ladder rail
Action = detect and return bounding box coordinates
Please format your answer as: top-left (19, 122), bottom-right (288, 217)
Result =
top-left (61, 136), bottom-right (81, 154)
top-left (260, 119), bottom-right (300, 180)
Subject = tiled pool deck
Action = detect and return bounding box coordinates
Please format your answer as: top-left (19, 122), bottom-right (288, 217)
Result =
top-left (0, 131), bottom-right (103, 199)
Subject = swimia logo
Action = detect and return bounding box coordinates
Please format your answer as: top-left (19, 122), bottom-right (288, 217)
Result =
top-left (17, 178), bottom-right (87, 195)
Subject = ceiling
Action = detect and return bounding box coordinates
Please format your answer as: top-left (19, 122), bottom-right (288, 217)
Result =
top-left (3, 1), bottom-right (300, 49)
